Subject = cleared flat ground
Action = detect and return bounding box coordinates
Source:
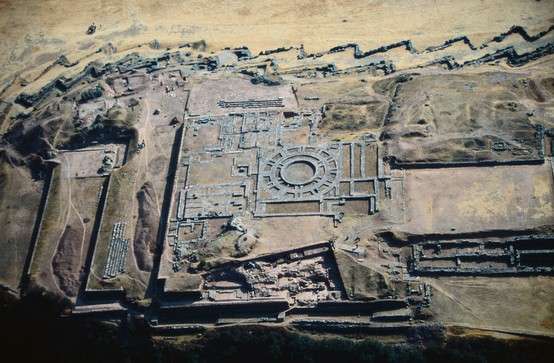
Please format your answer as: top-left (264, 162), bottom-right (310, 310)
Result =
top-left (403, 163), bottom-right (554, 234)
top-left (187, 76), bottom-right (297, 116)
top-left (428, 276), bottom-right (554, 336)
top-left (248, 216), bottom-right (335, 254)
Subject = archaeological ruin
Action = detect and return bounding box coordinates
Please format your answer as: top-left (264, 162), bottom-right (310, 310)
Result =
top-left (1, 18), bottom-right (554, 345)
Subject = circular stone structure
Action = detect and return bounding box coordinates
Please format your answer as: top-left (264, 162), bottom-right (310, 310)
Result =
top-left (261, 146), bottom-right (339, 198)
top-left (281, 160), bottom-right (317, 185)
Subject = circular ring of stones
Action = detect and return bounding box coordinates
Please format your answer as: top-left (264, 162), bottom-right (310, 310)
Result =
top-left (266, 146), bottom-right (338, 197)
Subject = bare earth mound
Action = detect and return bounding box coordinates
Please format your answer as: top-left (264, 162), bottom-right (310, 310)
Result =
top-left (133, 182), bottom-right (159, 272)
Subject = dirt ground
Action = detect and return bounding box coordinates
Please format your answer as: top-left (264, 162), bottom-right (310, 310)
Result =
top-left (28, 156), bottom-right (106, 299)
top-left (28, 166), bottom-right (70, 295)
top-left (379, 70), bottom-right (554, 163)
top-left (87, 153), bottom-right (147, 295)
top-left (187, 76), bottom-right (297, 116)
top-left (247, 216), bottom-right (335, 254)
top-left (0, 160), bottom-right (43, 292)
top-left (1, 0), bottom-right (553, 340)
top-left (428, 276), bottom-right (554, 336)
top-left (87, 103), bottom-right (176, 299)
top-left (402, 163), bottom-right (554, 234)
top-left (2, 1), bottom-right (554, 72)
top-left (2, 0), bottom-right (554, 98)
top-left (334, 249), bottom-right (392, 300)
